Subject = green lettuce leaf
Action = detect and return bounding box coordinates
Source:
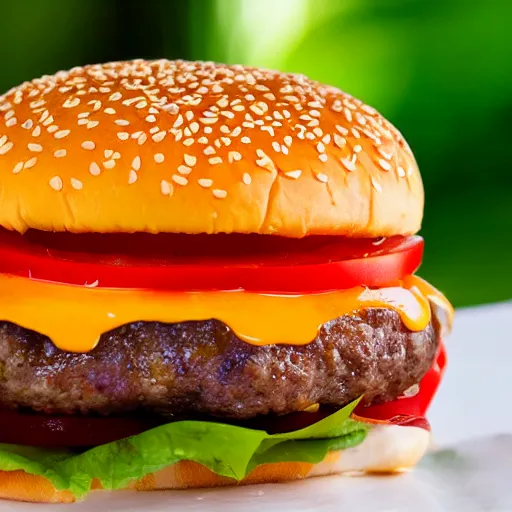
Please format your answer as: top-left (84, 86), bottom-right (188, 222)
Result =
top-left (0, 399), bottom-right (368, 499)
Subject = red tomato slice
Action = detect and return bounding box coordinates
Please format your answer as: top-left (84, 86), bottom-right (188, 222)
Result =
top-left (0, 410), bottom-right (158, 448)
top-left (0, 230), bottom-right (423, 293)
top-left (354, 340), bottom-right (447, 430)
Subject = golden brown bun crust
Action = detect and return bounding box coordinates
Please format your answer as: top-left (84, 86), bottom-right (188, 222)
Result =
top-left (0, 425), bottom-right (429, 503)
top-left (0, 60), bottom-right (423, 237)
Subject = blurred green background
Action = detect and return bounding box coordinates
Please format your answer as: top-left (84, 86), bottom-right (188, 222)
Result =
top-left (1, 0), bottom-right (510, 307)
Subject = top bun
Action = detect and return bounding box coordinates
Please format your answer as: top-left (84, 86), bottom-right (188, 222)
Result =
top-left (0, 60), bottom-right (422, 237)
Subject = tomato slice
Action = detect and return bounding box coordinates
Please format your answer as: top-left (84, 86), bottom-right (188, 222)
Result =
top-left (354, 340), bottom-right (447, 430)
top-left (0, 230), bottom-right (423, 293)
top-left (0, 410), bottom-right (159, 448)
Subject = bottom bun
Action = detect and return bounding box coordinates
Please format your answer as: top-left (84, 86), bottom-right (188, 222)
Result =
top-left (0, 424), bottom-right (430, 504)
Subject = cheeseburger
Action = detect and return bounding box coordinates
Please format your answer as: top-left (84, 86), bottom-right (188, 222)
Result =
top-left (0, 59), bottom-right (452, 503)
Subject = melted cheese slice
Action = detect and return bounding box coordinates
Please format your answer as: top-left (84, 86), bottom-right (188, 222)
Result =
top-left (0, 274), bottom-right (452, 353)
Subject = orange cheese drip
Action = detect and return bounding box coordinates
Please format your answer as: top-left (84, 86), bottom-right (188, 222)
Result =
top-left (403, 275), bottom-right (455, 334)
top-left (0, 274), bottom-right (436, 353)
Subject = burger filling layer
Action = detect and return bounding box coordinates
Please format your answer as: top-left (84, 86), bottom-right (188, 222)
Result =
top-left (0, 308), bottom-right (438, 419)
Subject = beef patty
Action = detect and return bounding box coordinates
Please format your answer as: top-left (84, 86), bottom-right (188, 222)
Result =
top-left (0, 308), bottom-right (439, 419)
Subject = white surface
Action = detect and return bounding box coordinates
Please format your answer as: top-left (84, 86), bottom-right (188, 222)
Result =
top-left (2, 302), bottom-right (511, 511)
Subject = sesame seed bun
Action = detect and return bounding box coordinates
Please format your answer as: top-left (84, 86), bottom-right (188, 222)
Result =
top-left (0, 425), bottom-right (429, 503)
top-left (0, 59), bottom-right (423, 237)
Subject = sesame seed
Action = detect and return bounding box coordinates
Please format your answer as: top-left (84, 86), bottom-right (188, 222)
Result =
top-left (319, 154), bottom-right (328, 163)
top-left (209, 156), bottom-right (223, 165)
top-left (103, 160), bottom-right (116, 169)
top-left (23, 157), bottom-right (37, 169)
top-left (109, 92), bottom-right (122, 101)
top-left (128, 170), bottom-right (138, 184)
top-left (397, 166), bottom-right (406, 177)
top-left (104, 108), bottom-right (116, 115)
top-left (115, 119), bottom-right (130, 126)
top-left (89, 162), bottom-right (101, 176)
top-left (132, 156), bottom-right (141, 171)
top-left (200, 117), bottom-right (218, 125)
top-left (334, 134), bottom-right (346, 148)
top-left (91, 101), bottom-right (102, 111)
top-left (32, 126), bottom-right (41, 137)
top-left (161, 180), bottom-right (173, 196)
top-left (146, 115), bottom-right (157, 123)
top-left (242, 173), bottom-right (252, 185)
top-left (184, 154), bottom-right (197, 166)
top-left (117, 132), bottom-right (129, 141)
top-left (241, 136), bottom-right (251, 144)
top-left (6, 118), bottom-right (17, 127)
top-left (340, 157), bottom-right (356, 172)
top-left (81, 141), bottom-right (95, 150)
top-left (49, 176), bottom-right (63, 191)
top-left (28, 143), bottom-right (43, 152)
top-left (256, 149), bottom-right (276, 172)
top-left (378, 147), bottom-right (394, 160)
top-left (212, 189), bottom-right (227, 199)
top-left (378, 158), bottom-right (393, 171)
top-left (284, 136), bottom-right (292, 147)
top-left (336, 125), bottom-right (349, 136)
top-left (228, 151), bottom-right (242, 163)
top-left (371, 176), bottom-right (383, 193)
top-left (316, 173), bottom-right (329, 183)
top-left (21, 119), bottom-right (33, 130)
top-left (0, 142), bottom-right (13, 155)
top-left (165, 103), bottom-right (179, 114)
top-left (285, 170), bottom-right (302, 179)
top-left (138, 133), bottom-right (148, 145)
top-left (172, 175), bottom-right (188, 186)
top-left (54, 130), bottom-right (70, 139)
top-left (54, 149), bottom-right (67, 158)
top-left (198, 178), bottom-right (213, 188)
top-left (63, 97), bottom-right (80, 108)
top-left (12, 162), bottom-right (23, 174)
top-left (178, 165), bottom-right (192, 175)
top-left (354, 144), bottom-right (363, 153)
top-left (105, 150), bottom-right (114, 158)
top-left (154, 153), bottom-right (165, 163)
top-left (71, 178), bottom-right (83, 190)
top-left (183, 138), bottom-right (194, 146)
top-left (152, 131), bottom-right (166, 142)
